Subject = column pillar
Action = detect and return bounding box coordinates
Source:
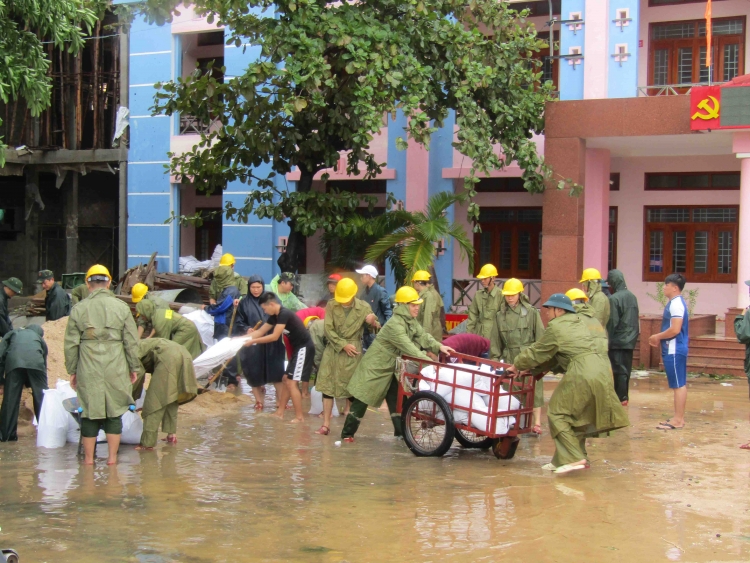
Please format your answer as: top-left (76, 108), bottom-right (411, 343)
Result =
top-left (734, 133), bottom-right (750, 310)
top-left (583, 0), bottom-right (609, 100)
top-left (583, 148), bottom-right (610, 273)
top-left (541, 137), bottom-right (586, 307)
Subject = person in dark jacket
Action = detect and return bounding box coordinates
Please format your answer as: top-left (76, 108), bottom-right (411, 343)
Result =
top-left (1, 277), bottom-right (23, 337)
top-left (0, 325), bottom-right (48, 441)
top-left (606, 269), bottom-right (640, 405)
top-left (232, 275), bottom-right (285, 408)
top-left (38, 270), bottom-right (71, 321)
top-left (205, 286), bottom-right (241, 340)
top-left (357, 265), bottom-right (392, 350)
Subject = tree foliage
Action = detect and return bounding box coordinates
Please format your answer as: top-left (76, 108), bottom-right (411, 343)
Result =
top-left (137, 0), bottom-right (556, 271)
top-left (0, 0), bottom-right (103, 165)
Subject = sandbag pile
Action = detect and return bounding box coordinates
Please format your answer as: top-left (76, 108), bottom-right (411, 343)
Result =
top-left (418, 365), bottom-right (520, 433)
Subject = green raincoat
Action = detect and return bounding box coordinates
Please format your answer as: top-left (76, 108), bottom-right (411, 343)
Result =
top-left (490, 295), bottom-right (545, 408)
top-left (417, 285), bottom-right (444, 342)
top-left (64, 288), bottom-right (140, 419)
top-left (734, 309), bottom-right (750, 383)
top-left (265, 275), bottom-right (305, 312)
top-left (209, 266), bottom-right (248, 301)
top-left (45, 283), bottom-right (71, 321)
top-left (585, 281), bottom-right (611, 329)
top-left (71, 284), bottom-right (90, 305)
top-left (135, 300), bottom-right (205, 359)
top-left (0, 326), bottom-right (48, 382)
top-left (467, 285), bottom-right (503, 339)
top-left (309, 318), bottom-right (327, 375)
top-left (513, 311), bottom-right (630, 466)
top-left (316, 298), bottom-right (373, 398)
top-left (133, 338), bottom-right (198, 417)
top-left (135, 293), bottom-right (170, 331)
top-left (347, 305), bottom-right (441, 407)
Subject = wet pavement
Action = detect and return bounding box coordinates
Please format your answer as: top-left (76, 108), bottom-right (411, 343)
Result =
top-left (1, 375), bottom-right (749, 563)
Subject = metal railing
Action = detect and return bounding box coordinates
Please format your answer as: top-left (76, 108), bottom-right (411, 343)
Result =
top-left (637, 82), bottom-right (726, 97)
top-left (179, 113), bottom-right (221, 135)
top-left (451, 279), bottom-right (542, 313)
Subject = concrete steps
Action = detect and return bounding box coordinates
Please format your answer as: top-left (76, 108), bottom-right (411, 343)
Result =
top-left (657, 335), bottom-right (746, 377)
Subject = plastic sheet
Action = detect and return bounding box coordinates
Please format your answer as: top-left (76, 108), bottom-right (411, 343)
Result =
top-left (184, 309), bottom-right (216, 348)
top-left (308, 386), bottom-right (340, 416)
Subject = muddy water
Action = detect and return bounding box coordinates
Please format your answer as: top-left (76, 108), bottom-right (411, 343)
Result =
top-left (1, 376), bottom-right (749, 563)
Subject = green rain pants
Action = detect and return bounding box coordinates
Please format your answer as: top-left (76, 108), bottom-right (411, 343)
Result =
top-left (0, 368), bottom-right (47, 442)
top-left (140, 402), bottom-right (178, 447)
top-left (549, 412), bottom-right (589, 467)
top-left (341, 377), bottom-right (402, 439)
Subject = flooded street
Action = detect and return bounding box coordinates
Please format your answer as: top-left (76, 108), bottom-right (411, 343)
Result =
top-left (1, 376), bottom-right (749, 563)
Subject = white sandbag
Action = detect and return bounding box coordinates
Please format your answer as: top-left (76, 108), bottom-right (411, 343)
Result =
top-left (308, 386), bottom-right (339, 416)
top-left (184, 309), bottom-right (216, 349)
top-left (193, 336), bottom-right (252, 379)
top-left (37, 389), bottom-right (69, 449)
top-left (451, 388), bottom-right (491, 432)
top-left (120, 411), bottom-right (143, 444)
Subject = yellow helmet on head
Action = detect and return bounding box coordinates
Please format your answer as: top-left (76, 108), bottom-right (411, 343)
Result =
top-left (476, 264), bottom-right (498, 280)
top-left (220, 253), bottom-right (236, 266)
top-left (86, 264), bottom-right (111, 281)
top-left (411, 270), bottom-right (431, 282)
top-left (131, 282), bottom-right (149, 303)
top-left (502, 278), bottom-right (524, 296)
top-left (334, 278), bottom-right (358, 303)
top-left (303, 316), bottom-right (319, 328)
top-left (579, 268), bottom-right (602, 283)
top-left (565, 288), bottom-right (589, 302)
top-left (395, 286), bottom-right (423, 304)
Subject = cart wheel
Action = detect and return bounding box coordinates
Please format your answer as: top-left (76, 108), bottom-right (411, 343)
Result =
top-left (492, 436), bottom-right (520, 460)
top-left (401, 391), bottom-right (455, 457)
top-left (454, 428), bottom-right (494, 450)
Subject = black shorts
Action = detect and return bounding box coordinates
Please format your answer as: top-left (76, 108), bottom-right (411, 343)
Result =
top-left (285, 342), bottom-right (315, 383)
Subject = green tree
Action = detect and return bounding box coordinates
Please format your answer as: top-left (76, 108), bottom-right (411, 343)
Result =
top-left (0, 1), bottom-right (103, 165)
top-left (139, 0), bottom-right (556, 273)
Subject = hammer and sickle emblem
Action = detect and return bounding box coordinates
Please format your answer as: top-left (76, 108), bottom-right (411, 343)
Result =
top-left (691, 95), bottom-right (720, 121)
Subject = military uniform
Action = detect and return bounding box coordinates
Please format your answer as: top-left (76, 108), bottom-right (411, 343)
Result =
top-left (0, 325), bottom-right (48, 441)
top-left (71, 283), bottom-right (90, 304)
top-left (44, 282), bottom-right (71, 321)
top-left (467, 285), bottom-right (503, 339)
top-left (490, 295), bottom-right (545, 408)
top-left (64, 288), bottom-right (140, 428)
top-left (416, 285), bottom-right (444, 342)
top-left (133, 338), bottom-right (198, 447)
top-left (309, 318), bottom-right (327, 376)
top-left (316, 298), bottom-right (372, 398)
top-left (135, 293), bottom-right (170, 334)
top-left (585, 281), bottom-right (611, 329)
top-left (135, 300), bottom-right (205, 359)
top-left (344, 305), bottom-right (441, 439)
top-left (513, 311), bottom-right (630, 467)
top-left (209, 265), bottom-right (248, 301)
top-left (0, 277), bottom-right (22, 337)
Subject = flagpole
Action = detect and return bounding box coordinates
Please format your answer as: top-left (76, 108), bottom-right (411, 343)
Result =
top-left (706, 0), bottom-right (712, 85)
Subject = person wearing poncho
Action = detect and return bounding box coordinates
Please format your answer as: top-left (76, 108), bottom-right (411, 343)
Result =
top-left (508, 293), bottom-right (629, 474)
top-left (314, 278), bottom-right (377, 436)
top-left (209, 263), bottom-right (248, 303)
top-left (133, 338), bottom-right (198, 450)
top-left (131, 283), bottom-right (170, 338)
top-left (342, 286), bottom-right (455, 443)
top-left (135, 300), bottom-right (205, 359)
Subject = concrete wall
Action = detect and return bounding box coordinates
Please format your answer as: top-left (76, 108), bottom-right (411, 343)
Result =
top-left (610, 154), bottom-right (741, 317)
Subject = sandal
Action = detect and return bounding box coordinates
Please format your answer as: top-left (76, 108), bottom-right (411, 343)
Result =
top-left (315, 426), bottom-right (330, 435)
top-left (740, 443), bottom-right (750, 450)
top-left (343, 437), bottom-right (355, 443)
top-left (254, 402), bottom-right (264, 410)
top-left (554, 462), bottom-right (589, 474)
top-left (531, 424), bottom-right (542, 436)
top-left (135, 445), bottom-right (154, 451)
top-left (657, 422), bottom-right (683, 430)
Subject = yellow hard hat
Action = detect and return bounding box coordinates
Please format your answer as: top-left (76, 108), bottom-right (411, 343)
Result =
top-left (220, 253), bottom-right (236, 266)
top-left (395, 286), bottom-right (423, 304)
top-left (565, 288), bottom-right (589, 302)
top-left (412, 270), bottom-right (431, 282)
top-left (303, 316), bottom-right (319, 328)
top-left (86, 264), bottom-right (111, 281)
top-left (334, 278), bottom-right (358, 303)
top-left (476, 264), bottom-right (499, 280)
top-left (131, 282), bottom-right (149, 303)
top-left (502, 278), bottom-right (524, 296)
top-left (580, 268), bottom-right (602, 283)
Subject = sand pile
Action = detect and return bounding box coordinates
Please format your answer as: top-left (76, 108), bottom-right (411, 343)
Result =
top-left (41, 317), bottom-right (71, 388)
top-left (179, 390), bottom-right (254, 418)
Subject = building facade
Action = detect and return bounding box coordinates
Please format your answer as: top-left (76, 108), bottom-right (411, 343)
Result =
top-left (118, 0), bottom-right (750, 318)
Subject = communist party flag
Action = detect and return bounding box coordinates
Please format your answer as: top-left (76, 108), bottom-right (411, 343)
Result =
top-left (705, 0), bottom-right (712, 68)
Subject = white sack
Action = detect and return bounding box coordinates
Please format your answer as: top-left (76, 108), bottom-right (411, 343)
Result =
top-left (37, 389), bottom-right (69, 449)
top-left (308, 386), bottom-right (340, 416)
top-left (120, 411), bottom-right (143, 444)
top-left (184, 309), bottom-right (216, 348)
top-left (193, 336), bottom-right (252, 379)
top-left (451, 388), bottom-right (492, 432)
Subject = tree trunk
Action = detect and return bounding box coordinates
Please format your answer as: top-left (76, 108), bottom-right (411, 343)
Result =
top-left (277, 168), bottom-right (313, 273)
